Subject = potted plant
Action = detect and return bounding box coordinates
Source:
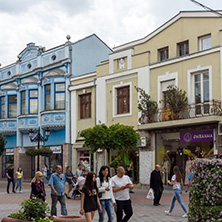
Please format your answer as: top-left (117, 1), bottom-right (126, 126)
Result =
top-left (163, 85), bottom-right (188, 120)
top-left (25, 147), bottom-right (53, 157)
top-left (135, 87), bottom-right (158, 123)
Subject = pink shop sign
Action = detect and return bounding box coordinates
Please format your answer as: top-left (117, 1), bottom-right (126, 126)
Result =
top-left (180, 130), bottom-right (213, 143)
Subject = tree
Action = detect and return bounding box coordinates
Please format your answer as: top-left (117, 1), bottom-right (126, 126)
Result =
top-left (0, 134), bottom-right (6, 156)
top-left (80, 123), bottom-right (140, 165)
top-left (135, 86), bottom-right (158, 123)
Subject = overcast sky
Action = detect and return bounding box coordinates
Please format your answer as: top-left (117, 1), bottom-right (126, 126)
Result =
top-left (0, 0), bottom-right (221, 67)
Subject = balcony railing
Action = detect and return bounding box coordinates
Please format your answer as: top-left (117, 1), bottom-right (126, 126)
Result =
top-left (139, 99), bottom-right (222, 124)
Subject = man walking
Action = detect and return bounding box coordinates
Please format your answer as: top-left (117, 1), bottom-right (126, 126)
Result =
top-left (6, 165), bottom-right (16, 194)
top-left (48, 165), bottom-right (68, 216)
top-left (111, 166), bottom-right (134, 222)
top-left (150, 165), bottom-right (164, 206)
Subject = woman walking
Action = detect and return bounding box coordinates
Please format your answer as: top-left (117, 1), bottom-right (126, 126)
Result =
top-left (96, 166), bottom-right (116, 222)
top-left (42, 164), bottom-right (48, 184)
top-left (80, 172), bottom-right (102, 222)
top-left (15, 167), bottom-right (23, 193)
top-left (30, 171), bottom-right (46, 201)
top-left (65, 166), bottom-right (74, 199)
top-left (164, 166), bottom-right (188, 218)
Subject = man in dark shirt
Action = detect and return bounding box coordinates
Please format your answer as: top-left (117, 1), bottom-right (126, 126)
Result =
top-left (6, 165), bottom-right (15, 193)
top-left (150, 165), bottom-right (164, 206)
top-left (126, 161), bottom-right (134, 193)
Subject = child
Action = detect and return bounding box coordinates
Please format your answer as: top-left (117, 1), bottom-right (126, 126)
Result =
top-left (15, 167), bottom-right (23, 193)
top-left (80, 172), bottom-right (102, 222)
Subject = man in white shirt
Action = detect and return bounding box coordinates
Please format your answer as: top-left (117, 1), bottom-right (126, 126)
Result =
top-left (111, 166), bottom-right (134, 222)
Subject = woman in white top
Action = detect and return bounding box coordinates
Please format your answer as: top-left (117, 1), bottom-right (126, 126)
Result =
top-left (165, 166), bottom-right (188, 218)
top-left (96, 166), bottom-right (116, 222)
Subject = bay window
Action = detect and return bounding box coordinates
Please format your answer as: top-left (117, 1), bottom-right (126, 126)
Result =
top-left (21, 91), bottom-right (25, 115)
top-left (0, 97), bottom-right (5, 119)
top-left (8, 95), bottom-right (17, 118)
top-left (55, 83), bottom-right (65, 110)
top-left (29, 90), bottom-right (38, 114)
top-left (45, 85), bottom-right (51, 111)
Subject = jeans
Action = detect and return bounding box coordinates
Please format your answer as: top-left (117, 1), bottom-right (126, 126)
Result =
top-left (116, 199), bottom-right (133, 222)
top-left (169, 189), bottom-right (187, 213)
top-left (16, 178), bottom-right (22, 191)
top-left (44, 176), bottom-right (48, 184)
top-left (7, 178), bottom-right (15, 193)
top-left (51, 194), bottom-right (68, 216)
top-left (99, 199), bottom-right (114, 222)
top-left (129, 177), bottom-right (133, 192)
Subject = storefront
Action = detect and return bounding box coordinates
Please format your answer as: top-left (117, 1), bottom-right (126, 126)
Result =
top-left (2, 148), bottom-right (14, 178)
top-left (156, 130), bottom-right (214, 184)
top-left (78, 150), bottom-right (93, 172)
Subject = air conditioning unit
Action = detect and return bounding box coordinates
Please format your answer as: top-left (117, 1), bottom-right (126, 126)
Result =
top-left (138, 137), bottom-right (147, 147)
top-left (218, 122), bottom-right (222, 135)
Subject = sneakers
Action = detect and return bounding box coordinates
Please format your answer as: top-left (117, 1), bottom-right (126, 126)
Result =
top-left (182, 213), bottom-right (188, 218)
top-left (19, 191), bottom-right (22, 193)
top-left (164, 210), bottom-right (171, 215)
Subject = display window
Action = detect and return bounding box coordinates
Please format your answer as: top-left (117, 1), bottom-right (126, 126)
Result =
top-left (2, 149), bottom-right (14, 178)
top-left (78, 150), bottom-right (93, 172)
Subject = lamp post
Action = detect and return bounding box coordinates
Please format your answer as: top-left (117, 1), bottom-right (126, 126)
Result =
top-left (29, 127), bottom-right (50, 171)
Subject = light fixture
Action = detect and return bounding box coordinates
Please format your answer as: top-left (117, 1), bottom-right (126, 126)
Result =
top-left (29, 129), bottom-right (34, 138)
top-left (45, 128), bottom-right (50, 137)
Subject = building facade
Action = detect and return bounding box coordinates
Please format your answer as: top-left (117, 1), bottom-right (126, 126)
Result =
top-left (0, 34), bottom-right (112, 180)
top-left (70, 11), bottom-right (222, 186)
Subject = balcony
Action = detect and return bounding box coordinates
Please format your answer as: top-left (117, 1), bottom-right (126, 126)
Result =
top-left (0, 119), bottom-right (17, 135)
top-left (18, 115), bottom-right (38, 132)
top-left (138, 99), bottom-right (222, 130)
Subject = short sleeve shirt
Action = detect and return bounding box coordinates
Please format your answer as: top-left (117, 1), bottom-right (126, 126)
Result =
top-left (48, 173), bottom-right (66, 196)
top-left (172, 174), bottom-right (181, 190)
top-left (111, 175), bottom-right (132, 201)
top-left (7, 168), bottom-right (14, 178)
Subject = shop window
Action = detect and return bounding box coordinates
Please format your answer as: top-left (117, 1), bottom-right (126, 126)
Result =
top-left (55, 83), bottom-right (65, 110)
top-left (177, 41), bottom-right (189, 56)
top-left (194, 72), bottom-right (209, 115)
top-left (158, 47), bottom-right (169, 62)
top-left (80, 93), bottom-right (91, 119)
top-left (2, 154), bottom-right (14, 178)
top-left (45, 84), bottom-right (51, 111)
top-left (117, 86), bottom-right (130, 114)
top-left (0, 96), bottom-right (5, 119)
top-left (29, 90), bottom-right (38, 114)
top-left (8, 95), bottom-right (17, 118)
top-left (199, 35), bottom-right (211, 51)
top-left (21, 91), bottom-right (26, 115)
top-left (78, 150), bottom-right (92, 172)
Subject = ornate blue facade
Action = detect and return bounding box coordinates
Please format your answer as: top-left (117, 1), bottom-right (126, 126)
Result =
top-left (0, 34), bottom-right (112, 178)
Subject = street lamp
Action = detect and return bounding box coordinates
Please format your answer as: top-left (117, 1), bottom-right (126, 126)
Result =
top-left (29, 127), bottom-right (50, 171)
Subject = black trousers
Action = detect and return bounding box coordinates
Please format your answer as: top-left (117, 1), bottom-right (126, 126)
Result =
top-left (116, 199), bottom-right (133, 222)
top-left (153, 187), bottom-right (162, 205)
top-left (7, 178), bottom-right (15, 193)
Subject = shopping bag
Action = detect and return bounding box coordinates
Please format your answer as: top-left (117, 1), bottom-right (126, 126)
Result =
top-left (146, 188), bottom-right (154, 199)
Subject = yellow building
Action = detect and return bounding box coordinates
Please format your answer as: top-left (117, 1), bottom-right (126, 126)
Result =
top-left (70, 11), bottom-right (222, 186)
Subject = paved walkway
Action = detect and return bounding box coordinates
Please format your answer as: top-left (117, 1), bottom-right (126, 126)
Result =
top-left (0, 181), bottom-right (188, 221)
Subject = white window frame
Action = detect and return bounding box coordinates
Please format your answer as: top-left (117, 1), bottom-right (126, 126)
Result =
top-left (199, 34), bottom-right (211, 51)
top-left (113, 82), bottom-right (132, 118)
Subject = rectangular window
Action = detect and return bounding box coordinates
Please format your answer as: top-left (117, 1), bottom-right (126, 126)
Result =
top-left (117, 86), bottom-right (130, 114)
top-left (29, 90), bottom-right (38, 114)
top-left (8, 95), bottom-right (17, 118)
top-left (55, 83), bottom-right (65, 110)
top-left (21, 91), bottom-right (26, 115)
top-left (199, 35), bottom-right (211, 51)
top-left (0, 97), bottom-right (5, 119)
top-left (45, 85), bottom-right (51, 111)
top-left (80, 93), bottom-right (91, 119)
top-left (158, 47), bottom-right (169, 62)
top-left (194, 71), bottom-right (209, 115)
top-left (178, 41), bottom-right (189, 56)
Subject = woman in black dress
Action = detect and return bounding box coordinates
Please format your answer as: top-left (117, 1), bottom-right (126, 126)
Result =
top-left (30, 171), bottom-right (46, 201)
top-left (80, 172), bottom-right (102, 222)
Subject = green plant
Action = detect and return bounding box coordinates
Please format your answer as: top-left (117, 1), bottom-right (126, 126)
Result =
top-left (25, 147), bottom-right (52, 157)
top-left (162, 85), bottom-right (188, 119)
top-left (0, 134), bottom-right (7, 156)
top-left (135, 86), bottom-right (158, 123)
top-left (10, 197), bottom-right (53, 221)
top-left (188, 159), bottom-right (222, 221)
top-left (25, 148), bottom-right (39, 156)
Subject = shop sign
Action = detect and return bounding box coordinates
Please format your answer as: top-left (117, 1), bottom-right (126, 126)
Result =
top-left (6, 148), bottom-right (14, 155)
top-left (50, 146), bottom-right (62, 154)
top-left (180, 130), bottom-right (213, 143)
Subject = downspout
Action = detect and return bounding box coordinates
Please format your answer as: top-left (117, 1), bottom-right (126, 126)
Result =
top-left (93, 78), bottom-right (97, 173)
top-left (69, 44), bottom-right (72, 167)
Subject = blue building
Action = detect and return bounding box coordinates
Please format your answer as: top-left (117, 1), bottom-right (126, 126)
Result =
top-left (0, 34), bottom-right (112, 179)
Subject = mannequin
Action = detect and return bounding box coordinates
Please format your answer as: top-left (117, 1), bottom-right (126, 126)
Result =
top-left (184, 156), bottom-right (192, 185)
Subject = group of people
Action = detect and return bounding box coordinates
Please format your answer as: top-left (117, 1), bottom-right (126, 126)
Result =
top-left (150, 164), bottom-right (193, 218)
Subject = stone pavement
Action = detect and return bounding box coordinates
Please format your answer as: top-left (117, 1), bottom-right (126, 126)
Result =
top-left (0, 181), bottom-right (188, 222)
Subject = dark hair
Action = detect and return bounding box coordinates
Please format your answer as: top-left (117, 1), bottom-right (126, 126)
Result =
top-left (83, 172), bottom-right (98, 195)
top-left (78, 164), bottom-right (81, 167)
top-left (173, 166), bottom-right (182, 182)
top-left (17, 167), bottom-right (22, 173)
top-left (99, 166), bottom-right (111, 184)
top-left (44, 164), bottom-right (48, 168)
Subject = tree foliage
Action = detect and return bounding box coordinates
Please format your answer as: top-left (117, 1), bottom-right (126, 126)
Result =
top-left (0, 134), bottom-right (6, 156)
top-left (80, 123), bottom-right (140, 153)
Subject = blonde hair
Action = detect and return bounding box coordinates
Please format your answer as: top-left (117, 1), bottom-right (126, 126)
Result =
top-left (31, 171), bottom-right (43, 183)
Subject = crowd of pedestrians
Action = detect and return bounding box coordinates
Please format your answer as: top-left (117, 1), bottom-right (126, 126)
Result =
top-left (4, 161), bottom-right (192, 221)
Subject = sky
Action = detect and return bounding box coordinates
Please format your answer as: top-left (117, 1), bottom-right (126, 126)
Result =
top-left (0, 0), bottom-right (221, 67)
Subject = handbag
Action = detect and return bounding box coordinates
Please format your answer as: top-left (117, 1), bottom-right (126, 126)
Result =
top-left (98, 192), bottom-right (102, 198)
top-left (146, 188), bottom-right (154, 199)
